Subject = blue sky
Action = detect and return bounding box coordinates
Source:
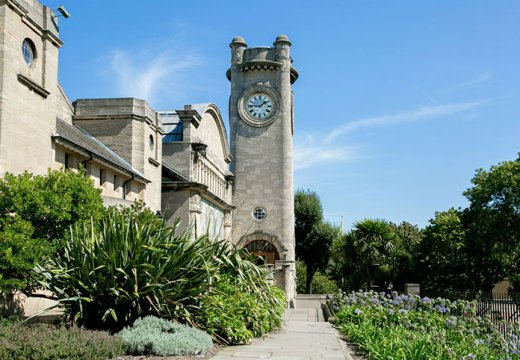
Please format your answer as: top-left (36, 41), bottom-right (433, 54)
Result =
top-left (44, 1), bottom-right (520, 229)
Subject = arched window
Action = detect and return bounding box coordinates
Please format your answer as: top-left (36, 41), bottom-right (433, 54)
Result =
top-left (245, 240), bottom-right (279, 264)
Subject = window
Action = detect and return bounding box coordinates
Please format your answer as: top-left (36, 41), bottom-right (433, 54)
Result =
top-left (252, 207), bottom-right (266, 221)
top-left (99, 168), bottom-right (106, 187)
top-left (64, 153), bottom-right (73, 169)
top-left (22, 39), bottom-right (36, 66)
top-left (149, 135), bottom-right (154, 151)
top-left (123, 180), bottom-right (131, 200)
top-left (113, 175), bottom-right (119, 191)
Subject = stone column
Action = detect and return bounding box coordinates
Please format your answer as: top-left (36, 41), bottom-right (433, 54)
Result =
top-left (274, 35), bottom-right (296, 301)
top-left (228, 36), bottom-right (247, 174)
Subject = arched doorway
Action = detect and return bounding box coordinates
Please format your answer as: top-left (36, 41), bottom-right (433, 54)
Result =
top-left (245, 240), bottom-right (280, 265)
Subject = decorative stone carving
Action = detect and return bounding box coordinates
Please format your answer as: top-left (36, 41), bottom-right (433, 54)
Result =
top-left (224, 212), bottom-right (232, 227)
top-left (189, 193), bottom-right (201, 213)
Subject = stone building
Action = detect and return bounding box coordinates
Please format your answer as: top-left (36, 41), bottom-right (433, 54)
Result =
top-left (0, 0), bottom-right (298, 304)
top-left (161, 103), bottom-right (235, 241)
top-left (0, 0), bottom-right (161, 211)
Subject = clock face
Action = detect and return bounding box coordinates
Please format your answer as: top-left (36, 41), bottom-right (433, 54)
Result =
top-left (246, 93), bottom-right (273, 120)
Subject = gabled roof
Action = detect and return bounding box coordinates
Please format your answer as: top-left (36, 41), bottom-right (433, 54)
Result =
top-left (52, 118), bottom-right (149, 183)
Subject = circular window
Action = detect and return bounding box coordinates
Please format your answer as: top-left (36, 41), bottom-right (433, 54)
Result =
top-left (149, 135), bottom-right (154, 151)
top-left (252, 207), bottom-right (266, 221)
top-left (22, 39), bottom-right (36, 66)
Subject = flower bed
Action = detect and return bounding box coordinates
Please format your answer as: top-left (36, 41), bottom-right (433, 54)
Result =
top-left (334, 290), bottom-right (520, 360)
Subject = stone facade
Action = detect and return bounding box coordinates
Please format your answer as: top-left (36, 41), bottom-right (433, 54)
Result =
top-left (161, 103), bottom-right (234, 241)
top-left (73, 98), bottom-right (163, 211)
top-left (0, 0), bottom-right (161, 211)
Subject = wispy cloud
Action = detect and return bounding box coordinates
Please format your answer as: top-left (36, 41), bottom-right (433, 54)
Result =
top-left (294, 100), bottom-right (487, 171)
top-left (102, 49), bottom-right (199, 105)
top-left (325, 100), bottom-right (485, 142)
top-left (445, 73), bottom-right (491, 93)
top-left (294, 134), bottom-right (358, 171)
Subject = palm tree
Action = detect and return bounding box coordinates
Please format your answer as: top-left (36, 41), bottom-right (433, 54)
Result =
top-left (350, 219), bottom-right (397, 289)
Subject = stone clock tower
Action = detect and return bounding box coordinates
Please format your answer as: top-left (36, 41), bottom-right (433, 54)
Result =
top-left (227, 35), bottom-right (299, 305)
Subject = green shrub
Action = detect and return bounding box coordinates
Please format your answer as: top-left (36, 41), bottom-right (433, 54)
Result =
top-left (183, 239), bottom-right (286, 343)
top-left (119, 316), bottom-right (212, 356)
top-left (197, 275), bottom-right (285, 344)
top-left (36, 208), bottom-right (220, 331)
top-left (0, 169), bottom-right (103, 295)
top-left (311, 272), bottom-right (338, 294)
top-left (296, 261), bottom-right (338, 294)
top-left (0, 318), bottom-right (122, 360)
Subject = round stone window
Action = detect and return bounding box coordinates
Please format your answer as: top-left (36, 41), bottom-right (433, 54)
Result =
top-left (22, 39), bottom-right (36, 66)
top-left (252, 207), bottom-right (266, 221)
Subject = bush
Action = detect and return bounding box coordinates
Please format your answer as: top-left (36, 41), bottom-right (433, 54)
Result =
top-left (311, 272), bottom-right (338, 294)
top-left (197, 275), bottom-right (285, 344)
top-left (0, 169), bottom-right (103, 294)
top-left (0, 318), bottom-right (122, 360)
top-left (119, 316), bottom-right (212, 356)
top-left (296, 261), bottom-right (337, 294)
top-left (196, 241), bottom-right (286, 343)
top-left (36, 208), bottom-right (220, 331)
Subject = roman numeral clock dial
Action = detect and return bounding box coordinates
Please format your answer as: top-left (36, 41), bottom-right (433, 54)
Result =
top-left (246, 93), bottom-right (273, 120)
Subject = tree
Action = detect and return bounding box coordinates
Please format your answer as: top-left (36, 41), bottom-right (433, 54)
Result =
top-left (294, 189), bottom-right (338, 293)
top-left (348, 219), bottom-right (398, 290)
top-left (462, 154), bottom-right (520, 291)
top-left (390, 221), bottom-right (423, 286)
top-left (302, 221), bottom-right (339, 293)
top-left (295, 189), bottom-right (323, 246)
top-left (415, 209), bottom-right (468, 296)
top-left (0, 169), bottom-right (104, 294)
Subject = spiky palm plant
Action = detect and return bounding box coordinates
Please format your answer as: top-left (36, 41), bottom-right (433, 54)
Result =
top-left (36, 209), bottom-right (218, 331)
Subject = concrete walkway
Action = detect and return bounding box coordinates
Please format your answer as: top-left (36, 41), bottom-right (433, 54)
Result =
top-left (211, 308), bottom-right (351, 360)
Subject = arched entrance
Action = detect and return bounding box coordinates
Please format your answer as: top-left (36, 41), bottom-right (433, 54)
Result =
top-left (245, 240), bottom-right (280, 265)
top-left (238, 231), bottom-right (286, 265)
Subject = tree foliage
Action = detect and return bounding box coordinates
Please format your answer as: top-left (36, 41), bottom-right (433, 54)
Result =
top-left (0, 169), bottom-right (104, 294)
top-left (347, 219), bottom-right (398, 290)
top-left (331, 220), bottom-right (420, 292)
top-left (415, 209), bottom-right (468, 294)
top-left (462, 155), bottom-right (520, 291)
top-left (294, 189), bottom-right (339, 293)
top-left (294, 190), bottom-right (339, 293)
top-left (295, 189), bottom-right (323, 246)
top-left (417, 155), bottom-right (520, 294)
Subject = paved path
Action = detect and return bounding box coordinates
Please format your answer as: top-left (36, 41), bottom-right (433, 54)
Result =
top-left (211, 308), bottom-right (351, 360)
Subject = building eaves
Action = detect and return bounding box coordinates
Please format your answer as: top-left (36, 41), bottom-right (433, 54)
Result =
top-left (52, 118), bottom-right (150, 183)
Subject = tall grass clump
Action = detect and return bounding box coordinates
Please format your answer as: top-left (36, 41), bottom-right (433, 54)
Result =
top-left (333, 290), bottom-right (520, 360)
top-left (36, 208), bottom-right (219, 331)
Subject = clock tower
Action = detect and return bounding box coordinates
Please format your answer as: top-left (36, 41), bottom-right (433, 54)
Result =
top-left (227, 35), bottom-right (299, 305)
